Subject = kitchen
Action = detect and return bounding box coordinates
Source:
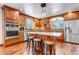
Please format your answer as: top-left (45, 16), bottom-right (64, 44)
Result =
top-left (0, 3), bottom-right (79, 55)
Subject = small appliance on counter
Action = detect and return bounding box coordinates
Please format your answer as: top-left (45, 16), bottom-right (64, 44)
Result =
top-left (19, 26), bottom-right (25, 32)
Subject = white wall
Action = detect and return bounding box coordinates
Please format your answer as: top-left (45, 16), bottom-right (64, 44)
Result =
top-left (0, 8), bottom-right (3, 44)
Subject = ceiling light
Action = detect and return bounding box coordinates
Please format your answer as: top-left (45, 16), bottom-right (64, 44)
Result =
top-left (40, 3), bottom-right (47, 18)
top-left (67, 11), bottom-right (73, 15)
top-left (68, 11), bottom-right (72, 13)
top-left (20, 9), bottom-right (23, 11)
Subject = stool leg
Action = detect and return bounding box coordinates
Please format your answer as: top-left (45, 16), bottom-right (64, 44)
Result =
top-left (32, 40), bottom-right (35, 55)
top-left (26, 39), bottom-right (29, 48)
top-left (27, 40), bottom-right (29, 54)
top-left (41, 42), bottom-right (43, 55)
top-left (28, 39), bottom-right (31, 54)
top-left (53, 45), bottom-right (56, 55)
top-left (51, 45), bottom-right (55, 55)
top-left (29, 39), bottom-right (33, 55)
top-left (44, 43), bottom-right (47, 55)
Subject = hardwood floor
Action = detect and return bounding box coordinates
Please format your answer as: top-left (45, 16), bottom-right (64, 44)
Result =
top-left (0, 42), bottom-right (28, 55)
top-left (0, 41), bottom-right (79, 55)
top-left (55, 42), bottom-right (79, 55)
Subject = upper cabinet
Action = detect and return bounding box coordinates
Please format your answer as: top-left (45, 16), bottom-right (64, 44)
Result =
top-left (42, 19), bottom-right (51, 30)
top-left (64, 12), bottom-right (79, 20)
top-left (34, 19), bottom-right (41, 27)
top-left (3, 5), bottom-right (26, 26)
top-left (3, 5), bottom-right (19, 21)
top-left (19, 13), bottom-right (26, 26)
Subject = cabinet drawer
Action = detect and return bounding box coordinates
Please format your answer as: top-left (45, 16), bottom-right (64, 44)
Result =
top-left (4, 37), bottom-right (19, 46)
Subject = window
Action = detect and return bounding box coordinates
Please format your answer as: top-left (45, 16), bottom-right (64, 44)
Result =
top-left (50, 17), bottom-right (64, 29)
top-left (26, 17), bottom-right (35, 30)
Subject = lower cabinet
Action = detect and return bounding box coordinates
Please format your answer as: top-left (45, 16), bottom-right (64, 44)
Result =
top-left (4, 32), bottom-right (24, 47)
top-left (4, 37), bottom-right (19, 46)
top-left (19, 32), bottom-right (24, 42)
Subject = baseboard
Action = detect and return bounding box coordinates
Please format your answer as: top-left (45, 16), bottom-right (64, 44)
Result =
top-left (64, 41), bottom-right (79, 45)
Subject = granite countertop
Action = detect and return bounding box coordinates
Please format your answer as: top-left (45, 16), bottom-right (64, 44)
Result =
top-left (26, 31), bottom-right (63, 36)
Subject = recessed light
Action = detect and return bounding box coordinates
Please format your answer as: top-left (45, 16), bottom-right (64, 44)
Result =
top-left (20, 9), bottom-right (23, 11)
top-left (68, 11), bottom-right (72, 13)
top-left (67, 11), bottom-right (73, 15)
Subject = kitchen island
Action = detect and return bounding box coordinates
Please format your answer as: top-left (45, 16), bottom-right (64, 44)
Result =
top-left (26, 31), bottom-right (64, 55)
top-left (26, 32), bottom-right (62, 37)
top-left (25, 31), bottom-right (64, 42)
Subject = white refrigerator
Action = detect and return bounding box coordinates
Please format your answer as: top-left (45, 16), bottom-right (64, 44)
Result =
top-left (64, 20), bottom-right (79, 43)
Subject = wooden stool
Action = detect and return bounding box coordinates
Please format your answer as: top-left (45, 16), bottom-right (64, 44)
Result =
top-left (27, 36), bottom-right (34, 54)
top-left (27, 36), bottom-right (33, 47)
top-left (32, 38), bottom-right (42, 55)
top-left (43, 40), bottom-right (55, 55)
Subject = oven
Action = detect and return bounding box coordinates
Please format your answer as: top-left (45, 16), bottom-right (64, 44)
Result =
top-left (5, 22), bottom-right (19, 39)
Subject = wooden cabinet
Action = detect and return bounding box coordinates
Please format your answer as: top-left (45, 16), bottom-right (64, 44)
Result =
top-left (34, 19), bottom-right (42, 27)
top-left (3, 5), bottom-right (25, 46)
top-left (19, 32), bottom-right (24, 41)
top-left (18, 13), bottom-right (26, 42)
top-left (19, 13), bottom-right (26, 26)
top-left (3, 5), bottom-right (26, 25)
top-left (64, 12), bottom-right (79, 20)
top-left (3, 5), bottom-right (19, 22)
top-left (18, 14), bottom-right (26, 43)
top-left (34, 19), bottom-right (40, 27)
top-left (4, 37), bottom-right (19, 46)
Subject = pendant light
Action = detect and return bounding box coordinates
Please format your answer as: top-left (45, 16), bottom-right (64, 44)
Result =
top-left (40, 3), bottom-right (47, 18)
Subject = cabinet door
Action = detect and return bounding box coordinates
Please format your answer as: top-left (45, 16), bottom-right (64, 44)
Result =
top-left (4, 37), bottom-right (19, 46)
top-left (4, 8), bottom-right (14, 20)
top-left (19, 32), bottom-right (24, 41)
top-left (19, 14), bottom-right (26, 26)
top-left (4, 6), bottom-right (19, 21)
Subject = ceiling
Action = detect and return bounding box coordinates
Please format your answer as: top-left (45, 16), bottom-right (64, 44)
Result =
top-left (0, 3), bottom-right (79, 19)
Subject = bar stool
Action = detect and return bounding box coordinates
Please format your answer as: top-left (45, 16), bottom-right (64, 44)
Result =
top-left (32, 38), bottom-right (42, 55)
top-left (43, 40), bottom-right (55, 55)
top-left (29, 37), bottom-right (34, 47)
top-left (27, 36), bottom-right (34, 54)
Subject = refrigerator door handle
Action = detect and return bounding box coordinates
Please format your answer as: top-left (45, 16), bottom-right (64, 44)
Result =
top-left (69, 28), bottom-right (72, 34)
top-left (65, 27), bottom-right (66, 32)
top-left (70, 29), bottom-right (72, 33)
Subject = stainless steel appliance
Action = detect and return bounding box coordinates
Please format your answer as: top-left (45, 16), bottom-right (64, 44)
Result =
top-left (64, 20), bottom-right (79, 43)
top-left (5, 21), bottom-right (19, 39)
